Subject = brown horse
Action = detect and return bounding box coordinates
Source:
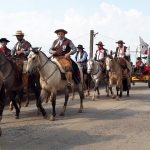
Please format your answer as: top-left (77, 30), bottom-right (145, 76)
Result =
top-left (0, 53), bottom-right (23, 119)
top-left (105, 56), bottom-right (123, 100)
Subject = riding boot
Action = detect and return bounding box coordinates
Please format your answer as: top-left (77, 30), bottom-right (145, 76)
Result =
top-left (65, 71), bottom-right (72, 87)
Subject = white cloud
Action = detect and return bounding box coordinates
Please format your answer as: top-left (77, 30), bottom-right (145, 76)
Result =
top-left (0, 2), bottom-right (150, 62)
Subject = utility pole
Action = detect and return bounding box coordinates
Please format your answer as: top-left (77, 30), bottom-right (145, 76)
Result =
top-left (89, 30), bottom-right (94, 58)
top-left (89, 30), bottom-right (98, 58)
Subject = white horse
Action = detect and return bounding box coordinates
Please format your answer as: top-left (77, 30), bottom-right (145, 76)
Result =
top-left (87, 59), bottom-right (106, 101)
top-left (26, 48), bottom-right (84, 121)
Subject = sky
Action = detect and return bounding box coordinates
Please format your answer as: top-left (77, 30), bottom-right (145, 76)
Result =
top-left (0, 0), bottom-right (150, 63)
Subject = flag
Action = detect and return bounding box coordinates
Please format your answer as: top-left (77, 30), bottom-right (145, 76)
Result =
top-left (139, 36), bottom-right (149, 54)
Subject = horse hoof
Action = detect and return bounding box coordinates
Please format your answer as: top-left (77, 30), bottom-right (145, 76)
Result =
top-left (50, 116), bottom-right (55, 121)
top-left (15, 115), bottom-right (19, 119)
top-left (78, 109), bottom-right (83, 113)
top-left (92, 97), bottom-right (95, 101)
top-left (59, 112), bottom-right (65, 116)
top-left (112, 95), bottom-right (116, 99)
top-left (24, 103), bottom-right (29, 107)
top-left (9, 106), bottom-right (13, 111)
top-left (0, 128), bottom-right (2, 136)
top-left (116, 96), bottom-right (120, 101)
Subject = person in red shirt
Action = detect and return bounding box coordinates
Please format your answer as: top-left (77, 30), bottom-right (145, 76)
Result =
top-left (136, 57), bottom-right (144, 68)
top-left (0, 38), bottom-right (11, 57)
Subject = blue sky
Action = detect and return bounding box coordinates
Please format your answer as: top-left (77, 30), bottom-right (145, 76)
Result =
top-left (0, 0), bottom-right (150, 63)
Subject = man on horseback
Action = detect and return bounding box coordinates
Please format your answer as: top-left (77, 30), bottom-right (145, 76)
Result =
top-left (11, 31), bottom-right (31, 57)
top-left (75, 44), bottom-right (88, 74)
top-left (11, 30), bottom-right (41, 106)
top-left (94, 41), bottom-right (107, 61)
top-left (0, 38), bottom-right (11, 58)
top-left (94, 41), bottom-right (108, 73)
top-left (115, 40), bottom-right (127, 58)
top-left (49, 29), bottom-right (77, 87)
top-left (115, 40), bottom-right (131, 89)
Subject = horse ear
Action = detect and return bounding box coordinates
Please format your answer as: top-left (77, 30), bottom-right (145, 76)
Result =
top-left (38, 47), bottom-right (42, 51)
top-left (32, 47), bottom-right (39, 54)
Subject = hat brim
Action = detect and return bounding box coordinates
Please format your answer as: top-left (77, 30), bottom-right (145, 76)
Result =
top-left (55, 29), bottom-right (68, 34)
top-left (77, 47), bottom-right (84, 49)
top-left (0, 40), bottom-right (10, 43)
top-left (116, 41), bottom-right (125, 44)
top-left (96, 44), bottom-right (104, 46)
top-left (13, 34), bottom-right (24, 36)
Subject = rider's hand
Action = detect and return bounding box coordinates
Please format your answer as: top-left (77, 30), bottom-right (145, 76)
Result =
top-left (50, 51), bottom-right (57, 55)
top-left (65, 53), bottom-right (70, 59)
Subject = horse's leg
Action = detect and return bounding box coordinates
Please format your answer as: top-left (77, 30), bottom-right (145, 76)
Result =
top-left (78, 83), bottom-right (84, 113)
top-left (71, 84), bottom-right (75, 101)
top-left (109, 79), bottom-right (116, 99)
top-left (36, 89), bottom-right (47, 118)
top-left (21, 73), bottom-right (29, 107)
top-left (50, 92), bottom-right (56, 121)
top-left (10, 92), bottom-right (20, 119)
top-left (92, 79), bottom-right (99, 101)
top-left (60, 86), bottom-right (69, 116)
top-left (9, 100), bottom-right (13, 111)
top-left (17, 88), bottom-right (23, 109)
top-left (86, 74), bottom-right (91, 96)
top-left (0, 84), bottom-right (5, 121)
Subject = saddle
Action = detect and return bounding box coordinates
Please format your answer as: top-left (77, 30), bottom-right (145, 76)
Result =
top-left (50, 57), bottom-right (81, 84)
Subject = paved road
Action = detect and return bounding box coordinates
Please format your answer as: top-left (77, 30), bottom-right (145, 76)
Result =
top-left (0, 83), bottom-right (150, 150)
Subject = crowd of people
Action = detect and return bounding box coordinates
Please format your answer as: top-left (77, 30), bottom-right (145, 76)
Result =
top-left (0, 28), bottom-right (147, 85)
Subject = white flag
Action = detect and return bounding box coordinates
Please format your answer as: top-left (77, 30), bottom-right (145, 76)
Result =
top-left (139, 36), bottom-right (149, 54)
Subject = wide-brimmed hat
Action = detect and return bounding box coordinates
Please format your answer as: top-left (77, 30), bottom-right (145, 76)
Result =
top-left (116, 40), bottom-right (125, 44)
top-left (96, 41), bottom-right (104, 46)
top-left (77, 44), bottom-right (84, 49)
top-left (137, 57), bottom-right (141, 60)
top-left (54, 29), bottom-right (68, 34)
top-left (0, 38), bottom-right (10, 43)
top-left (13, 30), bottom-right (24, 36)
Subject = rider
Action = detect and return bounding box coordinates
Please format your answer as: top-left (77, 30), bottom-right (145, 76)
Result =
top-left (49, 29), bottom-right (77, 86)
top-left (135, 57), bottom-right (144, 73)
top-left (0, 38), bottom-right (11, 58)
top-left (11, 30), bottom-right (31, 57)
top-left (11, 30), bottom-right (41, 102)
top-left (94, 41), bottom-right (107, 61)
top-left (115, 40), bottom-right (127, 58)
top-left (94, 41), bottom-right (107, 73)
top-left (115, 40), bottom-right (131, 88)
top-left (75, 44), bottom-right (88, 74)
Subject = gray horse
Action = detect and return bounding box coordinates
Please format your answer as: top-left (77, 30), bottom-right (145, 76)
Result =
top-left (87, 59), bottom-right (107, 101)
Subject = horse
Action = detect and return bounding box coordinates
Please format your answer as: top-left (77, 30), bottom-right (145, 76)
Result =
top-left (9, 56), bottom-right (41, 110)
top-left (76, 62), bottom-right (92, 97)
top-left (87, 59), bottom-right (107, 101)
top-left (105, 56), bottom-right (123, 100)
top-left (26, 48), bottom-right (84, 121)
top-left (0, 53), bottom-right (23, 119)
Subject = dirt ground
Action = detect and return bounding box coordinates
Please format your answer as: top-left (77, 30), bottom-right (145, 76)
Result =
top-left (1, 83), bottom-right (150, 150)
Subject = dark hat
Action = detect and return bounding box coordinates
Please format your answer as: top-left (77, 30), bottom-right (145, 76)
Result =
top-left (96, 41), bottom-right (104, 46)
top-left (116, 40), bottom-right (125, 44)
top-left (137, 57), bottom-right (141, 60)
top-left (0, 38), bottom-right (10, 43)
top-left (54, 29), bottom-right (68, 34)
top-left (77, 44), bottom-right (84, 49)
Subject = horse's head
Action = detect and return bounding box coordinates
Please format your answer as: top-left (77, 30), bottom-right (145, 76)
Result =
top-left (105, 56), bottom-right (113, 71)
top-left (87, 59), bottom-right (95, 74)
top-left (26, 47), bottom-right (41, 73)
